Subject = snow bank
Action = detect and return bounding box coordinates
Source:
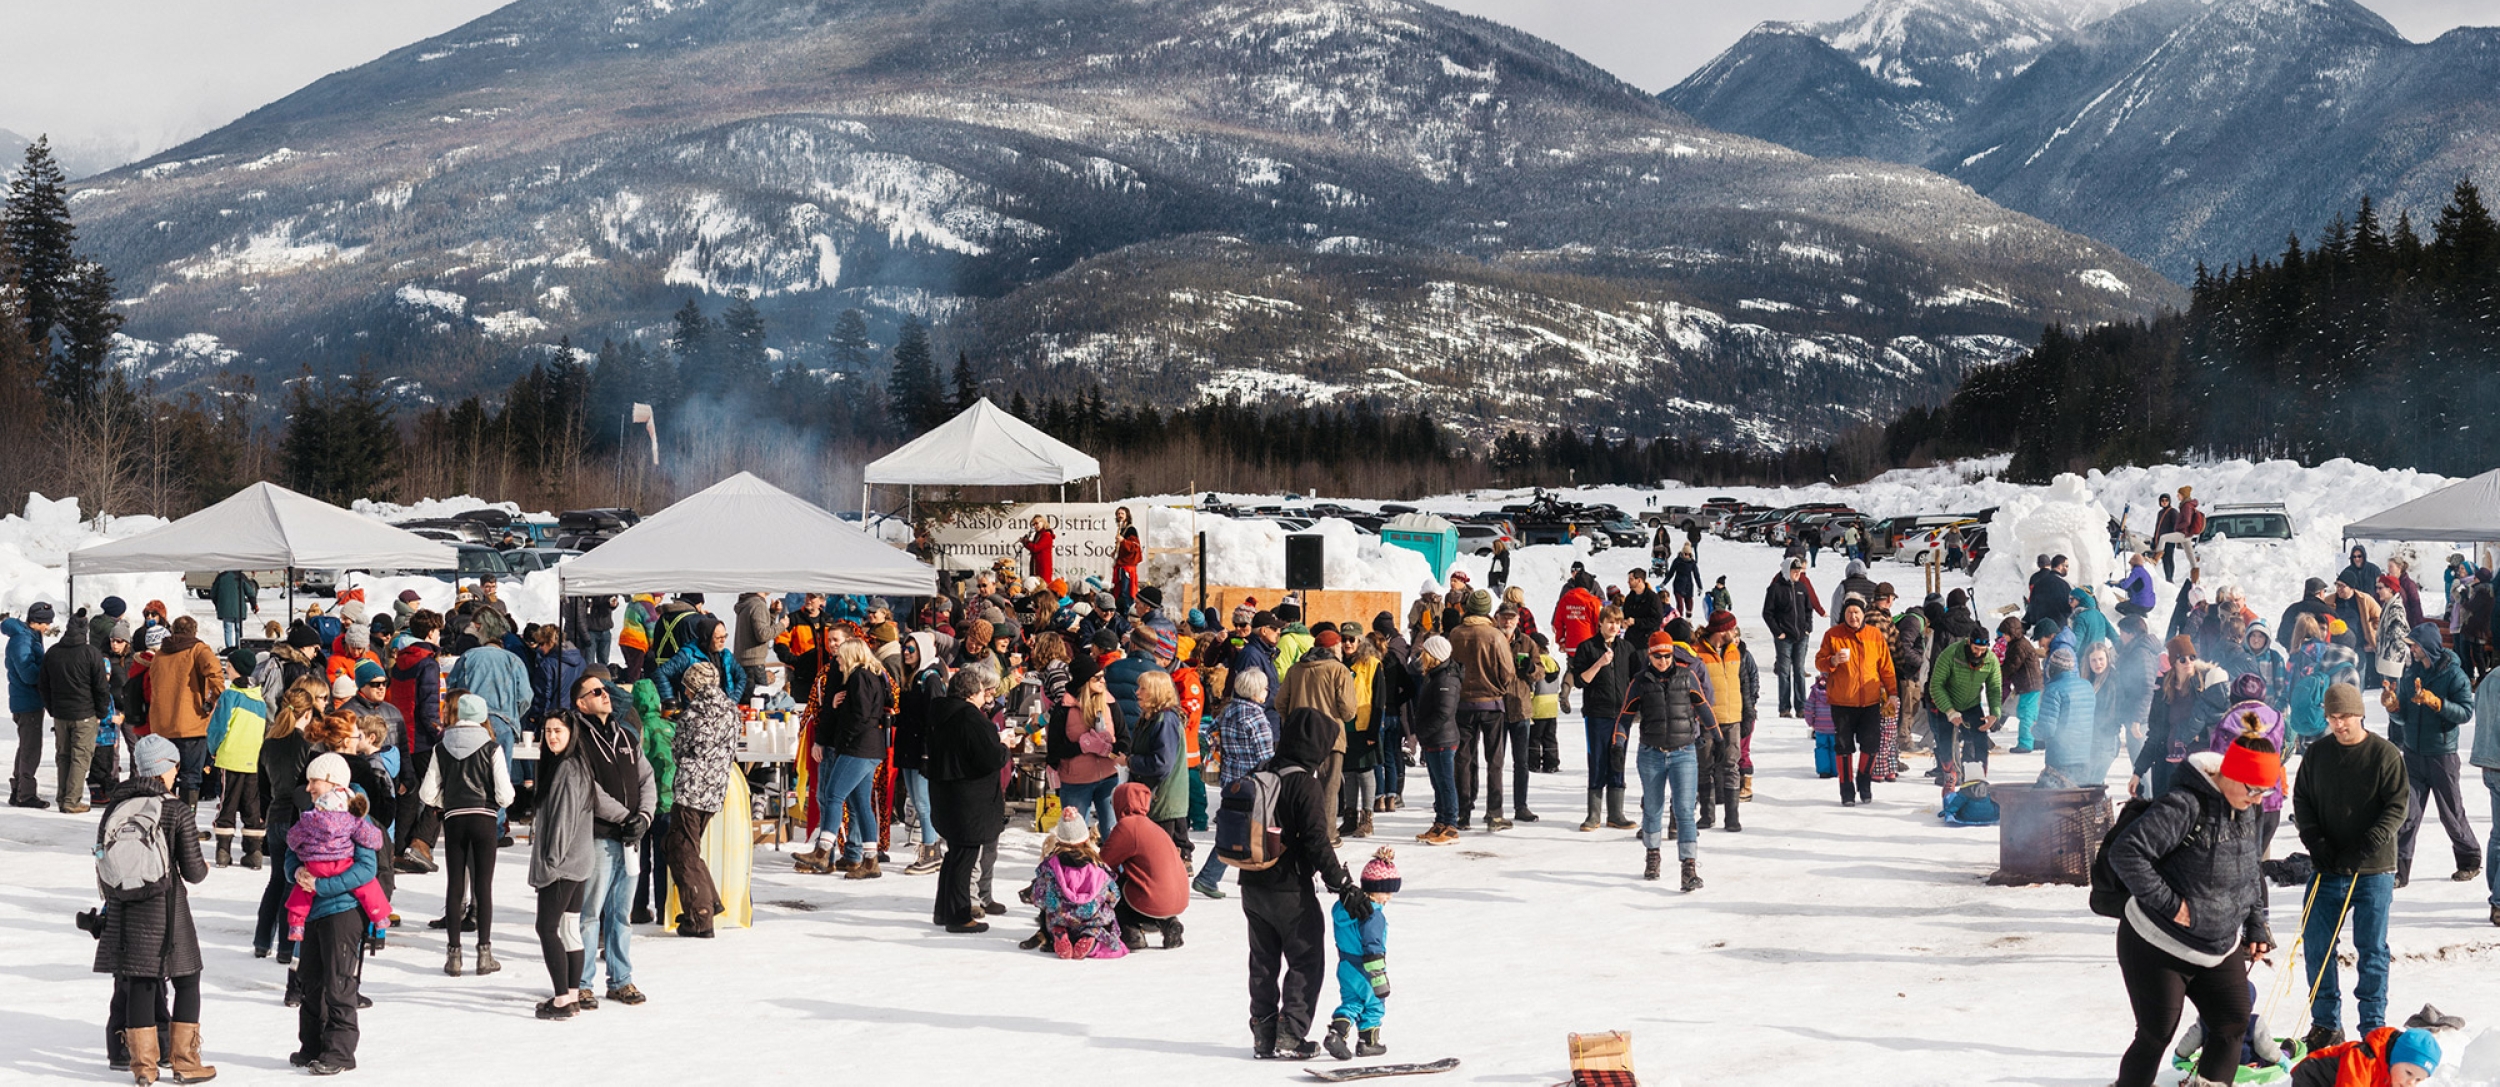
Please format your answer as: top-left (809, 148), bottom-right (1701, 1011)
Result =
top-left (341, 568), bottom-right (563, 633)
top-left (0, 494), bottom-right (187, 618)
top-left (1144, 507), bottom-right (1434, 615)
top-left (1971, 474), bottom-right (2123, 626)
top-left (349, 494), bottom-right (546, 522)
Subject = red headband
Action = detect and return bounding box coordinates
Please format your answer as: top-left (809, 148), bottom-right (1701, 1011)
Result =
top-left (2219, 744), bottom-right (2282, 790)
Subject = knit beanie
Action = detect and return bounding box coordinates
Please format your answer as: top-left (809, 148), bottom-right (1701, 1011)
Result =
top-left (287, 621), bottom-right (321, 650)
top-left (133, 735), bottom-right (180, 778)
top-left (2388, 1029), bottom-right (2442, 1076)
top-left (101, 596), bottom-right (127, 618)
top-left (144, 626), bottom-right (169, 651)
top-left (108, 619), bottom-right (133, 644)
top-left (331, 675), bottom-right (358, 700)
top-left (228, 648), bottom-right (259, 677)
top-left (1067, 654), bottom-right (1102, 688)
top-left (2322, 683), bottom-right (2364, 717)
top-left (1706, 611), bottom-right (1738, 635)
top-left (1052, 809), bottom-right (1092, 845)
top-left (1465, 589), bottom-right (1494, 617)
top-left (1417, 635), bottom-right (1451, 663)
top-left (455, 693), bottom-right (489, 724)
top-left (873, 621), bottom-right (901, 645)
top-left (343, 624), bottom-right (370, 650)
top-left (1360, 848), bottom-right (1402, 894)
top-left (2230, 672), bottom-right (2267, 704)
top-left (306, 752), bottom-right (351, 787)
top-left (1231, 604), bottom-right (1256, 628)
top-left (2165, 635), bottom-right (2197, 660)
top-left (354, 659), bottom-right (388, 687)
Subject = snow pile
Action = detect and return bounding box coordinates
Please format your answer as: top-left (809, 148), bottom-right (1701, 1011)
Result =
top-left (349, 495), bottom-right (542, 522)
top-left (1145, 508), bottom-right (1434, 615)
top-left (0, 494), bottom-right (185, 618)
top-left (341, 569), bottom-right (563, 633)
top-left (1970, 473), bottom-right (2124, 625)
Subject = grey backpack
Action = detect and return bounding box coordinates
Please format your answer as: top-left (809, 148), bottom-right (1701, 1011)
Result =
top-left (95, 795), bottom-right (171, 902)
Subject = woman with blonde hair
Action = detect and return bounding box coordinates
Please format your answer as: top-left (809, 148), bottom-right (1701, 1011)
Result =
top-left (1128, 670), bottom-right (1191, 853)
top-left (795, 638), bottom-right (894, 876)
top-left (1049, 656), bottom-right (1122, 833)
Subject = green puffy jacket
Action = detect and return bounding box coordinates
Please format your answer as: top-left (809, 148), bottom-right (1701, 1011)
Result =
top-left (634, 679), bottom-right (678, 811)
top-left (1926, 640), bottom-right (2003, 717)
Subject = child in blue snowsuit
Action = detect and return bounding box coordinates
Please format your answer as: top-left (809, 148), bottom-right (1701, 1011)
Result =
top-left (1326, 848), bottom-right (1399, 1061)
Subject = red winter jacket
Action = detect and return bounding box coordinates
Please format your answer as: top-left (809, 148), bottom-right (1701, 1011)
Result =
top-left (1552, 586), bottom-right (1601, 651)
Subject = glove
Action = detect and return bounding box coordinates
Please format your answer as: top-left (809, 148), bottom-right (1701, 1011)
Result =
top-left (2414, 689), bottom-right (2443, 712)
top-left (1336, 885), bottom-right (1374, 922)
top-left (621, 814), bottom-right (651, 841)
top-left (1362, 955), bottom-right (1391, 998)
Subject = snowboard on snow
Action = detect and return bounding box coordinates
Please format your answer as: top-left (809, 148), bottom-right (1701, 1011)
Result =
top-left (1306, 1058), bottom-right (1459, 1082)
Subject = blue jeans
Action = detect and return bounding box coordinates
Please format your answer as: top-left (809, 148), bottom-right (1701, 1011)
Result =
top-left (576, 837), bottom-right (633, 990)
top-left (1197, 840), bottom-right (1231, 888)
top-left (1057, 777), bottom-right (1119, 834)
top-left (2302, 871), bottom-right (2393, 1031)
top-left (1373, 714), bottom-right (1405, 798)
top-left (1422, 746), bottom-right (1459, 826)
top-left (818, 755), bottom-right (882, 860)
top-left (900, 769), bottom-right (938, 847)
top-left (1636, 745), bottom-right (1698, 861)
top-left (2484, 770), bottom-right (2500, 908)
top-left (221, 619), bottom-right (243, 648)
top-left (1771, 635), bottom-right (1809, 715)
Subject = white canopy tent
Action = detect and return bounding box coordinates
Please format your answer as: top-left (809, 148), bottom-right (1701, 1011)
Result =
top-left (859, 397), bottom-right (1101, 516)
top-left (560, 471), bottom-right (936, 598)
top-left (66, 482), bottom-right (460, 613)
top-left (2343, 467), bottom-right (2500, 542)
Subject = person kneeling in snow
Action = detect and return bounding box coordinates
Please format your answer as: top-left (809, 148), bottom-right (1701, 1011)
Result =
top-left (1100, 782), bottom-right (1186, 950)
top-left (1324, 849), bottom-right (1398, 1061)
top-left (1018, 810), bottom-right (1126, 959)
top-left (2171, 981), bottom-right (2283, 1072)
top-left (2292, 1026), bottom-right (2439, 1087)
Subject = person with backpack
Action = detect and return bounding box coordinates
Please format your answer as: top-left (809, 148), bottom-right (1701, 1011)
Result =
top-left (1234, 707), bottom-right (1368, 1060)
top-left (93, 735), bottom-right (214, 1084)
top-left (2102, 730), bottom-right (2279, 1087)
top-left (2384, 623), bottom-right (2479, 887)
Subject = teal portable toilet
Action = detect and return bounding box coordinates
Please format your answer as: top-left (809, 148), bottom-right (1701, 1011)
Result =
top-left (1381, 512), bottom-right (1457, 581)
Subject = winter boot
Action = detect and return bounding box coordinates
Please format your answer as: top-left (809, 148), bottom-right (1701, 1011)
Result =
top-left (1325, 1017), bottom-right (1355, 1061)
top-left (213, 832), bottom-right (233, 868)
top-left (906, 844), bottom-right (944, 875)
top-left (125, 1029), bottom-right (160, 1086)
top-left (475, 945), bottom-right (501, 976)
top-left (1722, 788), bottom-right (1743, 833)
top-left (845, 856), bottom-right (882, 880)
top-left (1681, 859), bottom-right (1704, 893)
top-left (1357, 1027), bottom-right (1387, 1058)
top-left (1514, 801), bottom-right (1538, 823)
top-left (1251, 1016), bottom-right (1281, 1059)
top-left (168, 1023), bottom-right (215, 1083)
top-left (108, 1024), bottom-right (131, 1071)
top-left (1695, 791), bottom-right (1716, 831)
top-left (1643, 848), bottom-right (1661, 881)
top-left (2301, 1024), bottom-right (2345, 1052)
top-left (1739, 774), bottom-right (1755, 802)
top-left (444, 946), bottom-right (463, 977)
top-left (1354, 813), bottom-right (1373, 838)
top-left (1580, 790), bottom-right (1603, 832)
top-left (792, 846), bottom-right (834, 874)
top-left (1605, 786), bottom-right (1635, 830)
top-left (240, 836), bottom-right (264, 870)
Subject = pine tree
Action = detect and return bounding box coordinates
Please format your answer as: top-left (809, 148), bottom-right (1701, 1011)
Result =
top-left (50, 259), bottom-right (124, 408)
top-left (668, 297), bottom-right (716, 400)
top-left (1, 136), bottom-right (75, 358)
top-left (886, 315), bottom-right (941, 434)
top-left (950, 350), bottom-right (980, 412)
top-left (2351, 195), bottom-right (2388, 269)
top-left (1009, 390), bottom-right (1030, 420)
top-left (827, 308), bottom-right (874, 372)
top-left (721, 291), bottom-right (770, 391)
top-left (2433, 179), bottom-right (2499, 278)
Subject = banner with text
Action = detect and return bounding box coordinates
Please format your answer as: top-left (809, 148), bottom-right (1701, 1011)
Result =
top-left (924, 503), bottom-right (1122, 587)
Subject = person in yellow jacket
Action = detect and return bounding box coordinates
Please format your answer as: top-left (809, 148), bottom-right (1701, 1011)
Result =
top-left (1816, 598), bottom-right (1897, 807)
top-left (206, 648), bottom-right (271, 868)
top-left (1691, 612), bottom-right (1760, 823)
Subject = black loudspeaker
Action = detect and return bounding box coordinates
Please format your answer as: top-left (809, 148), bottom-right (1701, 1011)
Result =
top-left (1285, 534), bottom-right (1325, 591)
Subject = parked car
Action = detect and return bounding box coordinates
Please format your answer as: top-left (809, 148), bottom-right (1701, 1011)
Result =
top-left (1896, 518), bottom-right (1981, 565)
top-left (2198, 503), bottom-right (2292, 543)
top-left (502, 548), bottom-right (582, 576)
top-left (1453, 521), bottom-right (1508, 556)
top-left (373, 544), bottom-right (514, 584)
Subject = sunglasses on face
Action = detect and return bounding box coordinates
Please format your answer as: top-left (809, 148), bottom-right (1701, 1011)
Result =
top-left (361, 681), bottom-right (387, 689)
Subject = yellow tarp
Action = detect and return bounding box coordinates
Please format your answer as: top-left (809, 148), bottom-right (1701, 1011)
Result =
top-left (668, 772), bottom-right (754, 929)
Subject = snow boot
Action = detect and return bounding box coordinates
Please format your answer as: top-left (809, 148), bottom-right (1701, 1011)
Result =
top-left (1722, 789), bottom-right (1743, 833)
top-left (791, 846), bottom-right (834, 874)
top-left (906, 844), bottom-right (944, 875)
top-left (125, 1029), bottom-right (160, 1086)
top-left (1354, 813), bottom-right (1374, 838)
top-left (845, 856), bottom-right (882, 880)
top-left (1695, 792), bottom-right (1715, 831)
top-left (240, 836), bottom-right (264, 870)
top-left (2491, 904), bottom-right (2500, 927)
top-left (444, 946), bottom-right (462, 977)
top-left (1643, 848), bottom-right (1661, 881)
top-left (1251, 1016), bottom-right (1281, 1059)
top-left (1580, 790), bottom-right (1603, 832)
top-left (109, 1024), bottom-right (131, 1071)
top-left (2302, 1024), bottom-right (2345, 1052)
top-left (1162, 918), bottom-right (1184, 949)
top-left (168, 1023), bottom-right (214, 1083)
top-left (1192, 877), bottom-right (1227, 899)
top-left (1605, 786), bottom-right (1635, 830)
top-left (1739, 774), bottom-right (1754, 802)
top-left (1485, 813), bottom-right (1511, 831)
top-left (213, 832), bottom-right (233, 868)
top-left (1681, 859), bottom-right (1704, 893)
top-left (1357, 1027), bottom-right (1387, 1058)
top-left (475, 945), bottom-right (501, 976)
top-left (1325, 1017), bottom-right (1355, 1061)
top-left (1514, 802), bottom-right (1538, 823)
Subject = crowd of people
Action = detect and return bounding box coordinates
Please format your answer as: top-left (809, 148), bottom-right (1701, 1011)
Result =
top-left (1, 488), bottom-right (2489, 1082)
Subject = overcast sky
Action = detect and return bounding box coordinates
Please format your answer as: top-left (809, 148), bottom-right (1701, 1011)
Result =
top-left (3, 0), bottom-right (2493, 173)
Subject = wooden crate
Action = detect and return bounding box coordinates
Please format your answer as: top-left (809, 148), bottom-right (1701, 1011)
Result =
top-left (1197, 585), bottom-right (1403, 627)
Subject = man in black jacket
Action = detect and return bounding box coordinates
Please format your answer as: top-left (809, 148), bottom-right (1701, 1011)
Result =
top-left (39, 617), bottom-right (112, 814)
top-left (2025, 555), bottom-right (2074, 632)
top-left (1243, 708), bottom-right (1365, 1061)
top-left (1570, 607), bottom-right (1636, 832)
top-left (1761, 559), bottom-right (1816, 718)
top-left (2291, 683), bottom-right (2410, 1051)
top-left (1620, 569), bottom-right (1665, 643)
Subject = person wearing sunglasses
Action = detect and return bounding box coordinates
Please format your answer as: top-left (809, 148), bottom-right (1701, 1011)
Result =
top-left (1622, 630), bottom-right (1718, 891)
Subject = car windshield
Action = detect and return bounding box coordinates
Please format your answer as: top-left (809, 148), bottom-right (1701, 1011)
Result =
top-left (2206, 514), bottom-right (2290, 540)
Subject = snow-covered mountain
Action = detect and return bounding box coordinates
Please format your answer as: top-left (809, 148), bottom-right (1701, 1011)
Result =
top-left (1667, 0), bottom-right (2500, 277)
top-left (73, 0), bottom-right (2175, 446)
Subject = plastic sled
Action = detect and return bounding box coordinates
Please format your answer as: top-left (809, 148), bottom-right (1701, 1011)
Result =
top-left (2172, 1039), bottom-right (2307, 1085)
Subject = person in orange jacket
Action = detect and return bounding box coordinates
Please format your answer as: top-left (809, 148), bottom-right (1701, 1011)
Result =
top-left (2293, 1026), bottom-right (2439, 1087)
top-left (1815, 597), bottom-right (1896, 807)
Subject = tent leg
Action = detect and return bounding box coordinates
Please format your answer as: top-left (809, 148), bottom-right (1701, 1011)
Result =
top-left (288, 569), bottom-right (296, 631)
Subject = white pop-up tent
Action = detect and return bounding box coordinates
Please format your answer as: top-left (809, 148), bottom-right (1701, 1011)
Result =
top-left (860, 397), bottom-right (1101, 515)
top-left (2343, 467), bottom-right (2500, 542)
top-left (561, 471), bottom-right (936, 598)
top-left (67, 482), bottom-right (459, 611)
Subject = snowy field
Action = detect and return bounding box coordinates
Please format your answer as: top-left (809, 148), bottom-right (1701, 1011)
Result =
top-left (6, 512), bottom-right (2500, 1084)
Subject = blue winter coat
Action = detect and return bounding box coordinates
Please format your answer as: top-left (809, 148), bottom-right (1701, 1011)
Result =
top-left (447, 644), bottom-right (533, 732)
top-left (2389, 625), bottom-right (2472, 756)
top-left (651, 643), bottom-right (746, 707)
top-left (2035, 669), bottom-right (2099, 783)
top-left (1104, 649), bottom-right (1156, 730)
top-left (1230, 637), bottom-right (1281, 729)
top-left (524, 642), bottom-right (586, 726)
top-left (4, 617), bottom-right (44, 714)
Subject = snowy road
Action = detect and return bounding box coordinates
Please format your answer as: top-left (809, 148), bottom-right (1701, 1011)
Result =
top-left (5, 537), bottom-right (2499, 1085)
